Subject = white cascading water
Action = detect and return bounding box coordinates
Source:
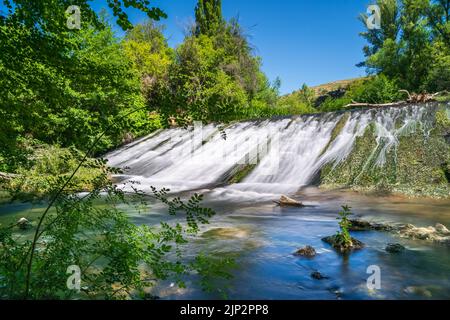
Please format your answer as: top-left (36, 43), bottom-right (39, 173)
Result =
top-left (106, 104), bottom-right (436, 198)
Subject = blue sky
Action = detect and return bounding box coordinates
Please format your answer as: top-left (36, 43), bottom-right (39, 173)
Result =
top-left (94, 0), bottom-right (374, 94)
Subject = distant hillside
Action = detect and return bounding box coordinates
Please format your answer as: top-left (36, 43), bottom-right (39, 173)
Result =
top-left (310, 77), bottom-right (368, 95)
top-left (284, 77), bottom-right (368, 98)
top-left (281, 77), bottom-right (370, 110)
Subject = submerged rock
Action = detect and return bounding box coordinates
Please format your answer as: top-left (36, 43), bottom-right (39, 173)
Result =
top-left (348, 219), bottom-right (393, 232)
top-left (346, 218), bottom-right (450, 246)
top-left (322, 235), bottom-right (365, 253)
top-left (274, 195), bottom-right (304, 207)
top-left (142, 293), bottom-right (160, 300)
top-left (435, 223), bottom-right (450, 235)
top-left (17, 217), bottom-right (31, 230)
top-left (294, 245), bottom-right (316, 258)
top-left (202, 227), bottom-right (249, 239)
top-left (311, 271), bottom-right (329, 280)
top-left (385, 243), bottom-right (405, 253)
top-left (327, 286), bottom-right (343, 299)
top-left (397, 223), bottom-right (450, 244)
top-left (404, 286), bottom-right (433, 298)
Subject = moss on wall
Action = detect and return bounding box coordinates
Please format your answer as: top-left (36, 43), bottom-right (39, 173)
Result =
top-left (319, 112), bottom-right (350, 157)
top-left (320, 104), bottom-right (450, 198)
top-left (228, 164), bottom-right (257, 184)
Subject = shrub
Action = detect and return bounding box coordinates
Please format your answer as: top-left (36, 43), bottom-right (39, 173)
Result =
top-left (347, 75), bottom-right (402, 104)
top-left (319, 75), bottom-right (402, 112)
top-left (334, 205), bottom-right (353, 248)
top-left (4, 144), bottom-right (103, 200)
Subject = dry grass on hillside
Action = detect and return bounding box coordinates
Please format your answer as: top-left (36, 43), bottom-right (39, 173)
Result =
top-left (310, 77), bottom-right (369, 95)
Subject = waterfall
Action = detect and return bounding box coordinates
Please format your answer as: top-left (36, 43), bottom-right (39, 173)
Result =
top-left (106, 103), bottom-right (440, 197)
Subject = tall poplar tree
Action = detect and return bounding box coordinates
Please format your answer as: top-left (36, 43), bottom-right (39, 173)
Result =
top-left (194, 0), bottom-right (224, 35)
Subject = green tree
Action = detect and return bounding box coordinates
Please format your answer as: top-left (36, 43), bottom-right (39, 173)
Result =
top-left (123, 21), bottom-right (174, 107)
top-left (359, 0), bottom-right (450, 92)
top-left (0, 0), bottom-right (166, 32)
top-left (0, 1), bottom-right (167, 171)
top-left (358, 0), bottom-right (402, 67)
top-left (195, 0), bottom-right (224, 36)
top-left (426, 0), bottom-right (450, 45)
top-left (154, 2), bottom-right (282, 124)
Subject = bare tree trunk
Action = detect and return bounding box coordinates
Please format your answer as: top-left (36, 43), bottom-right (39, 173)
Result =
top-left (344, 91), bottom-right (449, 109)
top-left (0, 172), bottom-right (18, 180)
top-left (344, 101), bottom-right (407, 109)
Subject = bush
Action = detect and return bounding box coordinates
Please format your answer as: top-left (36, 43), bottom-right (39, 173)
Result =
top-left (319, 75), bottom-right (402, 112)
top-left (320, 96), bottom-right (353, 112)
top-left (347, 75), bottom-right (402, 104)
top-left (334, 205), bottom-right (353, 248)
top-left (4, 144), bottom-right (103, 200)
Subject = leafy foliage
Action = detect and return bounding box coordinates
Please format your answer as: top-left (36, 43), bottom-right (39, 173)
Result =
top-left (275, 84), bottom-right (317, 115)
top-left (0, 161), bottom-right (234, 299)
top-left (359, 0), bottom-right (450, 92)
top-left (195, 0), bottom-right (224, 36)
top-left (334, 205), bottom-right (353, 248)
top-left (123, 21), bottom-right (174, 105)
top-left (4, 144), bottom-right (103, 200)
top-left (149, 5), bottom-right (285, 125)
top-left (0, 0), bottom-right (167, 32)
top-left (319, 75), bottom-right (402, 112)
top-left (0, 4), bottom-right (164, 172)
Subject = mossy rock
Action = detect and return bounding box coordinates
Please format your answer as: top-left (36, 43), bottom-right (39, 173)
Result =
top-left (322, 235), bottom-right (365, 253)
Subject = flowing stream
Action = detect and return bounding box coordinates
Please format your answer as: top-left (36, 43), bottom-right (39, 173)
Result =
top-left (1, 103), bottom-right (449, 299)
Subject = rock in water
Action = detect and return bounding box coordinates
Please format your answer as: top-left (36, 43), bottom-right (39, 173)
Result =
top-left (404, 286), bottom-right (432, 298)
top-left (348, 219), bottom-right (393, 232)
top-left (435, 223), bottom-right (450, 235)
top-left (348, 219), bottom-right (372, 231)
top-left (385, 243), bottom-right (405, 253)
top-left (311, 271), bottom-right (329, 280)
top-left (398, 223), bottom-right (450, 244)
top-left (347, 220), bottom-right (450, 246)
top-left (17, 217), bottom-right (31, 230)
top-left (274, 195), bottom-right (304, 207)
top-left (322, 235), bottom-right (365, 253)
top-left (294, 245), bottom-right (316, 258)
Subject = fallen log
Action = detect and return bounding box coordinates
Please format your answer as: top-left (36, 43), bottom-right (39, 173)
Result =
top-left (273, 195), bottom-right (305, 207)
top-left (0, 172), bottom-right (18, 180)
top-left (344, 90), bottom-right (448, 109)
top-left (344, 101), bottom-right (407, 109)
